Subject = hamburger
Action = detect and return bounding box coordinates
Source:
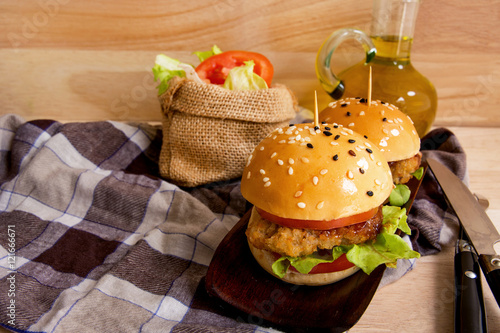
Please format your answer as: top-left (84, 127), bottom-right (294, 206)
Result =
top-left (319, 98), bottom-right (421, 184)
top-left (241, 122), bottom-right (420, 286)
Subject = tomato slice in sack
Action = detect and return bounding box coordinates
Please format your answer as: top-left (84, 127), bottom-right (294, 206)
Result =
top-left (195, 50), bottom-right (274, 86)
top-left (256, 207), bottom-right (379, 230)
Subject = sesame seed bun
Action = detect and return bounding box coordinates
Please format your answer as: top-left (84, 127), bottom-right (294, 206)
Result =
top-left (319, 98), bottom-right (420, 162)
top-left (248, 236), bottom-right (360, 286)
top-left (240, 122), bottom-right (393, 221)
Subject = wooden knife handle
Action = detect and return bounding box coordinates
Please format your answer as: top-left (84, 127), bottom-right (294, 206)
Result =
top-left (479, 254), bottom-right (500, 308)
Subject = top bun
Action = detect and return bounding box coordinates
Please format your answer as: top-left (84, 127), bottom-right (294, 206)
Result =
top-left (319, 98), bottom-right (420, 162)
top-left (240, 122), bottom-right (393, 221)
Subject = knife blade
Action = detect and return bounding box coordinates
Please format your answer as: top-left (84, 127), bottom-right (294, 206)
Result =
top-left (454, 226), bottom-right (487, 332)
top-left (427, 158), bottom-right (500, 308)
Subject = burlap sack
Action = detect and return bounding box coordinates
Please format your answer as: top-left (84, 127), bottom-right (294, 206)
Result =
top-left (158, 76), bottom-right (298, 187)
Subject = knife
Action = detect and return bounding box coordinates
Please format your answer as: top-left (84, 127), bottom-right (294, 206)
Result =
top-left (454, 226), bottom-right (487, 332)
top-left (427, 158), bottom-right (500, 309)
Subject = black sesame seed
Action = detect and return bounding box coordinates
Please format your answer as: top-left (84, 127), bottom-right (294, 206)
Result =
top-left (334, 125), bottom-right (339, 129)
top-left (341, 103), bottom-right (348, 107)
top-left (382, 117), bottom-right (387, 122)
top-left (364, 135), bottom-right (368, 139)
top-left (333, 154), bottom-right (339, 161)
top-left (367, 191), bottom-right (374, 196)
top-left (359, 168), bottom-right (365, 174)
top-left (307, 143), bottom-right (314, 149)
top-left (381, 101), bottom-right (386, 105)
top-left (321, 121), bottom-right (327, 124)
top-left (348, 150), bottom-right (356, 157)
top-left (323, 131), bottom-right (333, 136)
top-left (359, 98), bottom-right (366, 103)
top-left (348, 139), bottom-right (356, 143)
top-left (314, 126), bottom-right (319, 131)
top-left (334, 134), bottom-right (340, 140)
top-left (324, 126), bottom-right (331, 130)
top-left (289, 123), bottom-right (295, 126)
top-left (366, 148), bottom-right (373, 153)
top-left (346, 112), bottom-right (351, 116)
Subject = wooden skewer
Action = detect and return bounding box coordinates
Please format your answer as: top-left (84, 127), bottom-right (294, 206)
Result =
top-left (314, 90), bottom-right (319, 127)
top-left (367, 66), bottom-right (372, 107)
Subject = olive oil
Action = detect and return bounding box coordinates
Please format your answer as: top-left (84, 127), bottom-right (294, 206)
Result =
top-left (337, 35), bottom-right (437, 137)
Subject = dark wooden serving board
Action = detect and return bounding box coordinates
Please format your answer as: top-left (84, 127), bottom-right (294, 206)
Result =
top-left (205, 163), bottom-right (427, 332)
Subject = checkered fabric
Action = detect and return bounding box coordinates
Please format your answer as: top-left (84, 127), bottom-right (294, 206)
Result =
top-left (0, 114), bottom-right (466, 332)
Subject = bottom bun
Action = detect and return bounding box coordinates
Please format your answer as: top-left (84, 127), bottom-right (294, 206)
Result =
top-left (248, 241), bottom-right (360, 286)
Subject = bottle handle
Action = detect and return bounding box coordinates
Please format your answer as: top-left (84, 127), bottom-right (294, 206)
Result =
top-left (315, 28), bottom-right (376, 99)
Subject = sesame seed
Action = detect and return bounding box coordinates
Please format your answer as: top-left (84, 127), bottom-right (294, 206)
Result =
top-left (317, 201), bottom-right (325, 209)
top-left (370, 154), bottom-right (375, 161)
top-left (264, 181), bottom-right (271, 187)
top-left (294, 191), bottom-right (303, 198)
top-left (348, 150), bottom-right (356, 156)
top-left (359, 98), bottom-right (366, 103)
top-left (367, 191), bottom-right (374, 196)
top-left (289, 123), bottom-right (295, 127)
top-left (355, 146), bottom-right (362, 151)
top-left (301, 157), bottom-right (310, 163)
top-left (289, 158), bottom-right (295, 165)
top-left (360, 111), bottom-right (365, 116)
top-left (359, 168), bottom-right (365, 174)
top-left (247, 172), bottom-right (251, 179)
top-left (307, 143), bottom-right (314, 149)
top-left (330, 141), bottom-right (339, 146)
top-left (271, 152), bottom-right (277, 158)
top-left (377, 161), bottom-right (382, 166)
top-left (334, 134), bottom-right (340, 140)
top-left (364, 135), bottom-right (368, 139)
top-left (296, 134), bottom-right (302, 141)
top-left (348, 139), bottom-right (356, 143)
top-left (263, 177), bottom-right (269, 182)
top-left (288, 140), bottom-right (296, 144)
top-left (341, 103), bottom-right (348, 107)
top-left (388, 119), bottom-right (394, 124)
top-left (365, 141), bottom-right (372, 147)
top-left (375, 179), bottom-right (381, 185)
top-left (348, 123), bottom-right (355, 127)
top-left (278, 159), bottom-right (284, 165)
top-left (297, 202), bottom-right (306, 209)
top-left (341, 131), bottom-right (348, 136)
top-left (279, 140), bottom-right (286, 144)
top-left (334, 125), bottom-right (339, 129)
top-left (304, 137), bottom-right (311, 142)
top-left (383, 129), bottom-right (389, 134)
top-left (348, 170), bottom-right (354, 179)
top-left (382, 117), bottom-right (387, 122)
top-left (300, 142), bottom-right (307, 146)
top-left (288, 167), bottom-right (294, 175)
top-left (313, 176), bottom-right (319, 185)
top-left (259, 146), bottom-right (265, 151)
top-left (320, 169), bottom-right (328, 175)
top-left (333, 154), bottom-right (339, 161)
top-left (325, 126), bottom-right (331, 130)
top-left (314, 126), bottom-right (320, 131)
top-left (323, 131), bottom-right (333, 136)
top-left (346, 111), bottom-right (351, 116)
top-left (366, 148), bottom-right (373, 153)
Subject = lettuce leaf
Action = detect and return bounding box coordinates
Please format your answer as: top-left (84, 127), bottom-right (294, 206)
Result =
top-left (271, 205), bottom-right (420, 278)
top-left (389, 184), bottom-right (411, 206)
top-left (152, 55), bottom-right (187, 95)
top-left (222, 60), bottom-right (268, 91)
top-left (411, 166), bottom-right (425, 180)
top-left (193, 45), bottom-right (222, 62)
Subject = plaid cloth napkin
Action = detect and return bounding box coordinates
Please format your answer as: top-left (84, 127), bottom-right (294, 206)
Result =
top-left (0, 114), bottom-right (465, 332)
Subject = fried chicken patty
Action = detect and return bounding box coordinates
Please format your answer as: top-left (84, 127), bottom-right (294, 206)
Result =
top-left (389, 152), bottom-right (422, 184)
top-left (246, 206), bottom-right (383, 258)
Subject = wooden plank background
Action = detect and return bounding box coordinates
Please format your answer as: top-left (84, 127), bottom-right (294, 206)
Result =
top-left (0, 0), bottom-right (499, 126)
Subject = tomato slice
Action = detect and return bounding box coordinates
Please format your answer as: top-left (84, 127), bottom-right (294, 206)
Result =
top-left (272, 251), bottom-right (355, 275)
top-left (195, 50), bottom-right (274, 86)
top-left (256, 207), bottom-right (379, 230)
top-left (290, 254), bottom-right (355, 274)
